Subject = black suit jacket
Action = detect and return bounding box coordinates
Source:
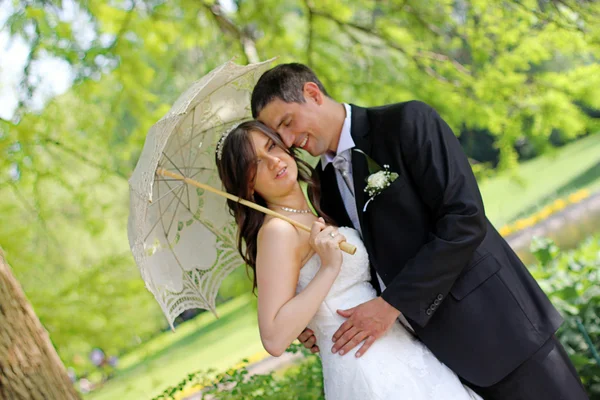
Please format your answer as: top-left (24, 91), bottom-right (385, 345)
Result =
top-left (317, 101), bottom-right (563, 387)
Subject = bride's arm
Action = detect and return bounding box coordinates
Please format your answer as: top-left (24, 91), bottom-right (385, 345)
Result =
top-left (256, 218), bottom-right (345, 357)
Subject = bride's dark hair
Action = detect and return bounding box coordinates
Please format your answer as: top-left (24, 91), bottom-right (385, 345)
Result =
top-left (216, 120), bottom-right (334, 292)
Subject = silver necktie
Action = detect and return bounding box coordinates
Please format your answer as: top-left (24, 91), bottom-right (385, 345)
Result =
top-left (331, 152), bottom-right (360, 233)
top-left (332, 154), bottom-right (355, 197)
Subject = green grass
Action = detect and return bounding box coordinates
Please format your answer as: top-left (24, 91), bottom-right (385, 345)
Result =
top-left (86, 134), bottom-right (600, 400)
top-left (480, 134), bottom-right (600, 226)
top-left (85, 294), bottom-right (264, 400)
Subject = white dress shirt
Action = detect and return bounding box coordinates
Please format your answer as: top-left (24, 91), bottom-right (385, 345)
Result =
top-left (321, 103), bottom-right (414, 333)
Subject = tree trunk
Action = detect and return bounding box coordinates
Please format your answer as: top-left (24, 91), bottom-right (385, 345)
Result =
top-left (0, 249), bottom-right (80, 400)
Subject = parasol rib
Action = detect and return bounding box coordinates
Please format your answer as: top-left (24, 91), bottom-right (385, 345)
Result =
top-left (156, 168), bottom-right (357, 255)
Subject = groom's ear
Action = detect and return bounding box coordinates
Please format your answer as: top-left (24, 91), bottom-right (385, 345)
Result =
top-left (303, 82), bottom-right (324, 105)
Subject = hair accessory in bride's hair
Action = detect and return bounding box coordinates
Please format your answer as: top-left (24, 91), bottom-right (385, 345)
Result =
top-left (216, 125), bottom-right (237, 161)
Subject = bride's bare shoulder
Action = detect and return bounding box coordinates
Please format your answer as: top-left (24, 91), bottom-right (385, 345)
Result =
top-left (258, 217), bottom-right (302, 249)
top-left (255, 218), bottom-right (308, 268)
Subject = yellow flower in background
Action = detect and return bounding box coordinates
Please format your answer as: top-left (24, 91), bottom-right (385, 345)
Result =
top-left (230, 350), bottom-right (270, 373)
top-left (175, 385), bottom-right (202, 400)
top-left (551, 198), bottom-right (567, 211)
top-left (525, 216), bottom-right (537, 226)
top-left (499, 226), bottom-right (513, 236)
top-left (537, 206), bottom-right (554, 219)
top-left (247, 350), bottom-right (270, 364)
top-left (498, 188), bottom-right (594, 237)
top-left (515, 217), bottom-right (536, 230)
top-left (568, 189), bottom-right (590, 204)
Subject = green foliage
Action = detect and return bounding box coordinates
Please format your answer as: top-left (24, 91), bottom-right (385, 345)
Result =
top-left (1, 0), bottom-right (599, 382)
top-left (530, 235), bottom-right (600, 397)
top-left (153, 344), bottom-right (324, 400)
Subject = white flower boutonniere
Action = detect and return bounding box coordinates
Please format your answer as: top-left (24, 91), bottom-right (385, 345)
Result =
top-left (353, 149), bottom-right (399, 211)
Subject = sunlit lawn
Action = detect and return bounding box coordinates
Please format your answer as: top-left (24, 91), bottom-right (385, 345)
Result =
top-left (86, 134), bottom-right (600, 400)
top-left (85, 294), bottom-right (264, 400)
top-left (481, 133), bottom-right (600, 226)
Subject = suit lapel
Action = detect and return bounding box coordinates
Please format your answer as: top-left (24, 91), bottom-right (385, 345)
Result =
top-left (317, 161), bottom-right (352, 228)
top-left (348, 105), bottom-right (381, 293)
top-left (349, 105), bottom-right (374, 251)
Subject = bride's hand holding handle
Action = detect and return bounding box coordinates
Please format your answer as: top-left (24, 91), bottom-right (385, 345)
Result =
top-left (309, 218), bottom-right (347, 271)
top-left (295, 218), bottom-right (346, 354)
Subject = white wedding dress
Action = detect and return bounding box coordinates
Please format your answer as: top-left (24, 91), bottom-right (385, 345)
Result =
top-left (296, 227), bottom-right (482, 400)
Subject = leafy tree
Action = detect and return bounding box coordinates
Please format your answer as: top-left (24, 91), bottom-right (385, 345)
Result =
top-left (0, 0), bottom-right (598, 376)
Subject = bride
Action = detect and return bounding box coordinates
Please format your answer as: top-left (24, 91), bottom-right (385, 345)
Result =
top-left (215, 120), bottom-right (481, 399)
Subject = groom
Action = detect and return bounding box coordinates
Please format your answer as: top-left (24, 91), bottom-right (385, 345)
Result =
top-left (250, 63), bottom-right (588, 399)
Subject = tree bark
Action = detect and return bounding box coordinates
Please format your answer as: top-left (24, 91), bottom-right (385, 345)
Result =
top-left (0, 249), bottom-right (80, 400)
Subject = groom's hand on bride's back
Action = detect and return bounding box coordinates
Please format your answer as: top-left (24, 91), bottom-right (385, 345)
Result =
top-left (298, 328), bottom-right (320, 353)
top-left (332, 297), bottom-right (401, 358)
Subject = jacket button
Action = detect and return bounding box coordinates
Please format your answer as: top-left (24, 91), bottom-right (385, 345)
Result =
top-left (437, 294), bottom-right (443, 301)
top-left (434, 299), bottom-right (441, 306)
top-left (426, 309), bottom-right (433, 316)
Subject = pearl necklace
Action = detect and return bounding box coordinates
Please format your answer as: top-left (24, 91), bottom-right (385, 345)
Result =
top-left (280, 206), bottom-right (312, 214)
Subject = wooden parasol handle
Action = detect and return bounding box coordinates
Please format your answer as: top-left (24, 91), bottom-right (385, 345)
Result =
top-left (156, 168), bottom-right (357, 255)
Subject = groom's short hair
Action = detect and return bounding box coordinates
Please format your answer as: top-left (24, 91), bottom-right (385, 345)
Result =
top-left (251, 63), bottom-right (330, 118)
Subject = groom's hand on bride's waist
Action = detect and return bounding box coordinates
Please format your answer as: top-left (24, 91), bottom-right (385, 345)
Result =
top-left (331, 297), bottom-right (401, 358)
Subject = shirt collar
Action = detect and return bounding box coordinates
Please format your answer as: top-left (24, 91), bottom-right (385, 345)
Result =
top-left (321, 103), bottom-right (355, 170)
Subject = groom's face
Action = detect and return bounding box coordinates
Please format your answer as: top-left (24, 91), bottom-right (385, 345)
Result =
top-left (256, 86), bottom-right (330, 157)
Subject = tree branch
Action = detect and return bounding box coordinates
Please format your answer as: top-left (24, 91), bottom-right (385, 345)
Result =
top-left (403, 3), bottom-right (445, 36)
top-left (202, 2), bottom-right (259, 63)
top-left (8, 180), bottom-right (61, 252)
top-left (304, 0), bottom-right (315, 66)
top-left (16, 22), bottom-right (41, 114)
top-left (71, 3), bottom-right (135, 88)
top-left (553, 0), bottom-right (600, 21)
top-left (415, 50), bottom-right (471, 75)
top-left (309, 9), bottom-right (469, 84)
top-left (53, 250), bottom-right (133, 298)
top-left (42, 136), bottom-right (128, 180)
top-left (510, 0), bottom-right (587, 33)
